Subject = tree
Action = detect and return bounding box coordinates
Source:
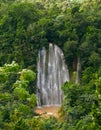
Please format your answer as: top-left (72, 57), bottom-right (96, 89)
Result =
top-left (0, 62), bottom-right (36, 129)
top-left (61, 66), bottom-right (101, 129)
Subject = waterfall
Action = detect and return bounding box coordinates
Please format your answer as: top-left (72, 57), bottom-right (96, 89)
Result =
top-left (37, 43), bottom-right (69, 106)
top-left (76, 57), bottom-right (81, 84)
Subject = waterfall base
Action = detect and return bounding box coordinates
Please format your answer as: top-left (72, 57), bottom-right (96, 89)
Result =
top-left (35, 106), bottom-right (60, 118)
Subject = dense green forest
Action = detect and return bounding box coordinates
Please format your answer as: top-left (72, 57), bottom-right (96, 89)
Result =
top-left (0, 0), bottom-right (101, 129)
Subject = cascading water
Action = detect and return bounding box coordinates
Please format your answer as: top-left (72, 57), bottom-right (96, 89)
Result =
top-left (37, 43), bottom-right (69, 106)
top-left (76, 57), bottom-right (81, 84)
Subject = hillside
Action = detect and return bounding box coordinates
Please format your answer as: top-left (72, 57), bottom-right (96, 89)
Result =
top-left (0, 0), bottom-right (101, 129)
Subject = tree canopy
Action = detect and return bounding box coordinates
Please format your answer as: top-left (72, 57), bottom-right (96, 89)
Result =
top-left (0, 0), bottom-right (101, 129)
top-left (0, 0), bottom-right (101, 70)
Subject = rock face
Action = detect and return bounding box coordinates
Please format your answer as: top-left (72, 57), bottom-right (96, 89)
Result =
top-left (37, 43), bottom-right (69, 106)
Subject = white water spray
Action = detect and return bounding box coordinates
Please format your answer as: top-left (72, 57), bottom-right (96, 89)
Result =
top-left (37, 44), bottom-right (69, 106)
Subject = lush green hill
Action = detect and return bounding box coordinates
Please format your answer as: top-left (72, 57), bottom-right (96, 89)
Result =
top-left (0, 0), bottom-right (101, 70)
top-left (0, 0), bottom-right (101, 129)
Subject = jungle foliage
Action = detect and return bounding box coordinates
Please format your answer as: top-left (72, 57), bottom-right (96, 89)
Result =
top-left (0, 0), bottom-right (101, 129)
top-left (0, 0), bottom-right (101, 69)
